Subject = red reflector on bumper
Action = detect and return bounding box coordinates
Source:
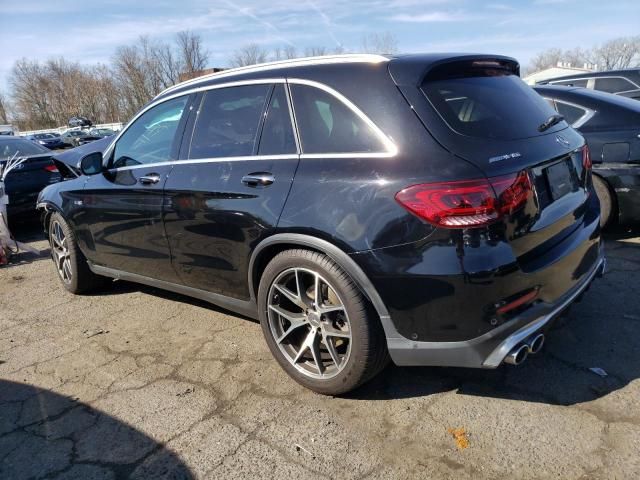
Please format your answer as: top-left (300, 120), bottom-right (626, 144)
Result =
top-left (497, 288), bottom-right (539, 315)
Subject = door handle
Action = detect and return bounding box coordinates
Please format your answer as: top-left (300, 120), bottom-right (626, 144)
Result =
top-left (139, 173), bottom-right (161, 185)
top-left (242, 172), bottom-right (274, 187)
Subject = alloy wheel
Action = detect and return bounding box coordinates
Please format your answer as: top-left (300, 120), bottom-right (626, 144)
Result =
top-left (50, 220), bottom-right (72, 284)
top-left (267, 267), bottom-right (352, 380)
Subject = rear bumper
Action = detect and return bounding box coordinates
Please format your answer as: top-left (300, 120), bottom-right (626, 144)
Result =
top-left (386, 253), bottom-right (605, 368)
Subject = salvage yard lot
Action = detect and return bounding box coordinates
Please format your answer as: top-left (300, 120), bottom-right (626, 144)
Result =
top-left (1, 222), bottom-right (639, 480)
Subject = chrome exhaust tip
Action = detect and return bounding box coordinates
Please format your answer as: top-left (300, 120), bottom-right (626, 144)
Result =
top-left (504, 344), bottom-right (529, 366)
top-left (527, 333), bottom-right (545, 354)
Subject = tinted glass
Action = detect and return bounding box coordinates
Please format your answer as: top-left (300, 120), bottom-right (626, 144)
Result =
top-left (595, 77), bottom-right (636, 93)
top-left (189, 84), bottom-right (270, 159)
top-left (112, 95), bottom-right (188, 168)
top-left (555, 101), bottom-right (586, 125)
top-left (0, 138), bottom-right (49, 160)
top-left (290, 84), bottom-right (386, 154)
top-left (552, 79), bottom-right (588, 88)
top-left (258, 85), bottom-right (296, 155)
top-left (422, 69), bottom-right (562, 140)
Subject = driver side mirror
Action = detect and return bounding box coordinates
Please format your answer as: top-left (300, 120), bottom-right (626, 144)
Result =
top-left (80, 152), bottom-right (104, 176)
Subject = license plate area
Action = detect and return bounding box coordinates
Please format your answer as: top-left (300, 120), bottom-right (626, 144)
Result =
top-left (532, 156), bottom-right (580, 210)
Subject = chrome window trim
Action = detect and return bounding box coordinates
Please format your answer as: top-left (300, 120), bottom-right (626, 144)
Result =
top-left (157, 54), bottom-right (390, 98)
top-left (108, 154), bottom-right (300, 172)
top-left (104, 77), bottom-right (397, 172)
top-left (545, 97), bottom-right (595, 129)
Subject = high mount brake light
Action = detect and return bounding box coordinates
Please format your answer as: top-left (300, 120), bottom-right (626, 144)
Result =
top-left (395, 171), bottom-right (532, 229)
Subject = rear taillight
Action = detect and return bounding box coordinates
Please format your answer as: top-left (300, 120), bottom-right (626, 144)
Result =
top-left (44, 165), bottom-right (58, 173)
top-left (395, 171), bottom-right (532, 229)
top-left (582, 144), bottom-right (592, 171)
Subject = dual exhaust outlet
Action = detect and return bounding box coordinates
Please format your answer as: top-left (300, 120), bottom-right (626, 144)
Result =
top-left (503, 333), bottom-right (545, 366)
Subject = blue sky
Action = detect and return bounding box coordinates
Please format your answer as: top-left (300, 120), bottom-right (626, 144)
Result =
top-left (1, 0), bottom-right (638, 89)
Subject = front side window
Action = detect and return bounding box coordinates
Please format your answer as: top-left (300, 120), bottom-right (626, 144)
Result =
top-left (595, 77), bottom-right (636, 93)
top-left (290, 84), bottom-right (387, 154)
top-left (189, 84), bottom-right (270, 159)
top-left (112, 95), bottom-right (188, 168)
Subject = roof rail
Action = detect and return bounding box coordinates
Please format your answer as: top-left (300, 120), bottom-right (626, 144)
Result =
top-left (157, 54), bottom-right (390, 98)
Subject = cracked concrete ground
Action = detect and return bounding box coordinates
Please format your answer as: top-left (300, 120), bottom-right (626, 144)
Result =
top-left (1, 221), bottom-right (639, 479)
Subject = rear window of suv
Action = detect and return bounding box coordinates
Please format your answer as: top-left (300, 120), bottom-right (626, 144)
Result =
top-left (422, 61), bottom-right (564, 140)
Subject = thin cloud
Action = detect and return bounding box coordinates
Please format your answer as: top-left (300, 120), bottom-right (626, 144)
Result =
top-left (391, 11), bottom-right (477, 22)
top-left (306, 0), bottom-right (343, 47)
top-left (222, 0), bottom-right (296, 47)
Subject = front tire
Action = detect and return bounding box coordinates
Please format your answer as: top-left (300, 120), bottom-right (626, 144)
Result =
top-left (49, 212), bottom-right (108, 294)
top-left (258, 249), bottom-right (389, 395)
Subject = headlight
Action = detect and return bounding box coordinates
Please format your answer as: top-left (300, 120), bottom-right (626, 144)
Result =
top-left (38, 140), bottom-right (46, 145)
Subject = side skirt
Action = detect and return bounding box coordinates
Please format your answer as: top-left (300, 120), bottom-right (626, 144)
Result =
top-left (88, 263), bottom-right (259, 319)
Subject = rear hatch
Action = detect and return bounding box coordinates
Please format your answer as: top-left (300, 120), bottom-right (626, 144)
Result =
top-left (390, 56), bottom-right (592, 264)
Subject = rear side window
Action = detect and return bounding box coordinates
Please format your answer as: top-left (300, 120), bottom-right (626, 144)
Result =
top-left (422, 62), bottom-right (563, 140)
top-left (258, 85), bottom-right (297, 155)
top-left (555, 101), bottom-right (587, 125)
top-left (190, 84), bottom-right (270, 159)
top-left (551, 79), bottom-right (588, 88)
top-left (290, 84), bottom-right (386, 154)
top-left (594, 77), bottom-right (636, 93)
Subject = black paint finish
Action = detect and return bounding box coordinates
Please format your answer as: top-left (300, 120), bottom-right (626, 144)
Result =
top-left (37, 54), bottom-right (604, 367)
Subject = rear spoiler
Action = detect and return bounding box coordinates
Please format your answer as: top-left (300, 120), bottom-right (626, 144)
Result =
top-left (388, 54), bottom-right (520, 87)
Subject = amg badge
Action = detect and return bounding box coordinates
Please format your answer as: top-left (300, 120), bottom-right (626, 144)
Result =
top-left (489, 152), bottom-right (522, 163)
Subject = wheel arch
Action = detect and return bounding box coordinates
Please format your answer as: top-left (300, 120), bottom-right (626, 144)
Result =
top-left (592, 172), bottom-right (619, 224)
top-left (249, 234), bottom-right (391, 322)
top-left (37, 201), bottom-right (65, 235)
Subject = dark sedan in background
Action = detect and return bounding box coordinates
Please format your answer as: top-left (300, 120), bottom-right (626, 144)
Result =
top-left (60, 130), bottom-right (101, 148)
top-left (537, 68), bottom-right (640, 100)
top-left (0, 136), bottom-right (61, 219)
top-left (535, 85), bottom-right (640, 226)
top-left (25, 133), bottom-right (66, 150)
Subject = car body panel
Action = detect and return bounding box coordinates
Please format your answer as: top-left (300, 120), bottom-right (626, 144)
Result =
top-left (37, 54), bottom-right (604, 369)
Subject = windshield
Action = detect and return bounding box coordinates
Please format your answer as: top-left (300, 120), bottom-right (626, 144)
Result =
top-left (0, 138), bottom-right (49, 160)
top-left (422, 64), bottom-right (566, 140)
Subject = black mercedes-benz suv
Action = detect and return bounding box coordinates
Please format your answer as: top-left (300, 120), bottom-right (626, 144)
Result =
top-left (38, 54), bottom-right (605, 394)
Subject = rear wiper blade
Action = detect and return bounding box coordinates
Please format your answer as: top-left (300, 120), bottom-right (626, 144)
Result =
top-left (538, 114), bottom-right (565, 132)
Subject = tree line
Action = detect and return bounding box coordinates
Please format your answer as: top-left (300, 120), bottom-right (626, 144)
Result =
top-left (2, 32), bottom-right (399, 131)
top-left (525, 35), bottom-right (640, 75)
top-left (2, 32), bottom-right (639, 131)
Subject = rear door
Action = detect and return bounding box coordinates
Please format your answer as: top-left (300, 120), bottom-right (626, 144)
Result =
top-left (164, 81), bottom-right (299, 300)
top-left (78, 94), bottom-right (192, 281)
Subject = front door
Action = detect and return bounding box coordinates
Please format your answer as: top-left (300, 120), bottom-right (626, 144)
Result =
top-left (164, 82), bottom-right (299, 299)
top-left (79, 94), bottom-right (191, 282)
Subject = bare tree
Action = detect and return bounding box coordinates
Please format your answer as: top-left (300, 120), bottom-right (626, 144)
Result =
top-left (0, 92), bottom-right (9, 124)
top-left (361, 32), bottom-right (398, 54)
top-left (589, 36), bottom-right (640, 70)
top-left (230, 44), bottom-right (269, 67)
top-left (271, 45), bottom-right (298, 61)
top-left (304, 46), bottom-right (328, 57)
top-left (175, 30), bottom-right (209, 74)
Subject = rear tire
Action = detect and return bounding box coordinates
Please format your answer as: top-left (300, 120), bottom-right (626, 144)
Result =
top-left (258, 249), bottom-right (389, 395)
top-left (592, 175), bottom-right (614, 229)
top-left (48, 212), bottom-right (108, 294)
